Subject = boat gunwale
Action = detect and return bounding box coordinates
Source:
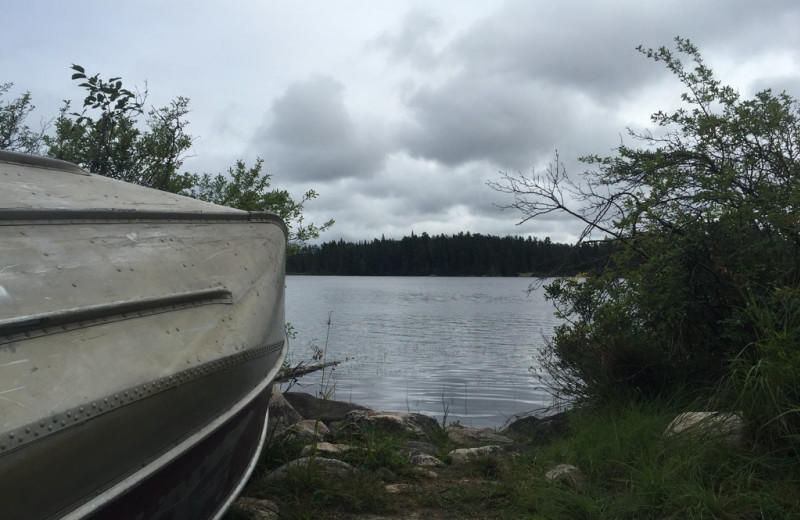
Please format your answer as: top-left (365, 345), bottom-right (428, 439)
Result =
top-left (0, 208), bottom-right (288, 234)
top-left (0, 150), bottom-right (89, 176)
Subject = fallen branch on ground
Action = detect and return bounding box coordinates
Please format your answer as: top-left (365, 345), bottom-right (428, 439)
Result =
top-left (276, 360), bottom-right (342, 385)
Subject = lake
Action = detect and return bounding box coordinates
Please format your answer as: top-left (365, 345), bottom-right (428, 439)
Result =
top-left (284, 276), bottom-right (562, 428)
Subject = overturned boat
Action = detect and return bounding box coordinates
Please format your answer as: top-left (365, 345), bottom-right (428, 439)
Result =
top-left (0, 150), bottom-right (288, 519)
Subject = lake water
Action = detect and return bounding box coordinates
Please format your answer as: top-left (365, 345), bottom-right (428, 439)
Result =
top-left (284, 276), bottom-right (562, 428)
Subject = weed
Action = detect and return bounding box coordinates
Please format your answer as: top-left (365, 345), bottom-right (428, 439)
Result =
top-left (233, 372), bottom-right (800, 519)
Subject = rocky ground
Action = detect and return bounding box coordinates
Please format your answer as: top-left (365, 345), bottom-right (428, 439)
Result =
top-left (229, 389), bottom-right (571, 520)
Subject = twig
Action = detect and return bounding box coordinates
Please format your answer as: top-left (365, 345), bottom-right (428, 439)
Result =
top-left (276, 360), bottom-right (342, 384)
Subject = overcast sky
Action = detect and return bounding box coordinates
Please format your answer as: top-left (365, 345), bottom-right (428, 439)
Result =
top-left (4, 1), bottom-right (799, 243)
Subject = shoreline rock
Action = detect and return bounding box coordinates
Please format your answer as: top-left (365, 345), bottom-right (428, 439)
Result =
top-left (282, 391), bottom-right (369, 424)
top-left (236, 389), bottom-right (574, 519)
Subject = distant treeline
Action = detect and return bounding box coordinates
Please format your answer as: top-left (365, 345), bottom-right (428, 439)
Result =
top-left (286, 232), bottom-right (614, 277)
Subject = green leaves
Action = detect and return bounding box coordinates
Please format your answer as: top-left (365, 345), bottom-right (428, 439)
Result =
top-left (495, 38), bottom-right (800, 404)
top-left (28, 63), bottom-right (332, 255)
top-left (0, 82), bottom-right (46, 154)
top-left (69, 64), bottom-right (86, 80)
top-left (186, 158), bottom-right (334, 254)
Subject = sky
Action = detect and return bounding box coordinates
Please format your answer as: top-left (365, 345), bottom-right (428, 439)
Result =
top-left (3, 0), bottom-right (799, 244)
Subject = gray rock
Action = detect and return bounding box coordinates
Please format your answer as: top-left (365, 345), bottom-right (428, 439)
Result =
top-left (264, 456), bottom-right (358, 481)
top-left (353, 513), bottom-right (423, 520)
top-left (300, 441), bottom-right (356, 457)
top-left (267, 388), bottom-right (304, 437)
top-left (501, 411), bottom-right (569, 444)
top-left (411, 467), bottom-right (439, 479)
top-left (385, 483), bottom-right (412, 494)
top-left (409, 452), bottom-right (444, 467)
top-left (446, 425), bottom-right (513, 446)
top-left (448, 445), bottom-right (503, 464)
top-left (233, 497), bottom-right (279, 520)
top-left (343, 410), bottom-right (441, 437)
top-left (544, 463), bottom-right (584, 488)
top-left (405, 440), bottom-right (437, 456)
top-left (283, 392), bottom-right (370, 424)
top-left (664, 411), bottom-right (744, 445)
top-left (404, 440), bottom-right (442, 466)
top-left (281, 419), bottom-right (330, 443)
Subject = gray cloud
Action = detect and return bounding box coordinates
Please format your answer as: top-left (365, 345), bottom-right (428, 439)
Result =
top-left (254, 75), bottom-right (390, 182)
top-left (4, 0), bottom-right (800, 245)
top-left (369, 10), bottom-right (445, 71)
top-left (384, 0), bottom-right (800, 178)
top-left (399, 77), bottom-right (615, 169)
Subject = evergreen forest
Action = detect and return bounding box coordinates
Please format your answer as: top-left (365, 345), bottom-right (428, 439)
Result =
top-left (286, 232), bottom-right (613, 277)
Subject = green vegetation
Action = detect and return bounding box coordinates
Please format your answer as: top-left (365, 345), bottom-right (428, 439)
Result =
top-left (230, 399), bottom-right (800, 519)
top-left (0, 66), bottom-right (333, 251)
top-left (0, 82), bottom-right (45, 154)
top-left (530, 401), bottom-right (800, 519)
top-left (239, 426), bottom-right (425, 519)
top-left (287, 232), bottom-right (614, 276)
top-left (494, 37), bottom-right (800, 413)
top-left (484, 36), bottom-right (800, 517)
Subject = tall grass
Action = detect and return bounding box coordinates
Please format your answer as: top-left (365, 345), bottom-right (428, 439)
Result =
top-left (509, 398), bottom-right (800, 519)
top-left (229, 394), bottom-right (800, 519)
top-left (718, 287), bottom-right (800, 457)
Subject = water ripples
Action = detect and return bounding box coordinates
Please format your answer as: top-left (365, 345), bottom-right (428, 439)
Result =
top-left (285, 276), bottom-right (561, 427)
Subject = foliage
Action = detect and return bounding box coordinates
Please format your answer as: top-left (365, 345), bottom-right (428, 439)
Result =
top-left (45, 64), bottom-right (199, 194)
top-left (524, 400), bottom-right (800, 519)
top-left (494, 37), bottom-right (800, 403)
top-left (720, 287), bottom-right (800, 456)
top-left (134, 97), bottom-right (196, 192)
top-left (187, 158), bottom-right (334, 254)
top-left (287, 232), bottom-right (614, 276)
top-left (235, 397), bottom-right (800, 519)
top-left (6, 64), bottom-right (332, 251)
top-left (0, 82), bottom-right (48, 154)
top-left (44, 64), bottom-right (195, 192)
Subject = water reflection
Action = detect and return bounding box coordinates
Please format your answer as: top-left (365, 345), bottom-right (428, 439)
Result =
top-left (285, 276), bottom-right (561, 428)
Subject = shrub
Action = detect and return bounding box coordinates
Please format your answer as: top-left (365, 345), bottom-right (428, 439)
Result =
top-left (497, 37), bottom-right (800, 403)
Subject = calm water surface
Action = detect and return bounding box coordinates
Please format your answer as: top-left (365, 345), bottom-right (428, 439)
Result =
top-left (284, 276), bottom-right (561, 428)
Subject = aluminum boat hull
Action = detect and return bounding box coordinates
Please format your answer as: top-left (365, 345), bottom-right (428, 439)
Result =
top-left (0, 151), bottom-right (288, 519)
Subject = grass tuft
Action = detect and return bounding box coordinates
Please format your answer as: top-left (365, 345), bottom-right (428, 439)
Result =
top-left (231, 394), bottom-right (800, 519)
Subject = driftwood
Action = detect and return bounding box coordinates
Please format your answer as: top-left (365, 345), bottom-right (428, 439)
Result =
top-left (276, 360), bottom-right (342, 384)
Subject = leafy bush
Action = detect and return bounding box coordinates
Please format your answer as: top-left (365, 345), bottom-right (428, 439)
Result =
top-left (497, 37), bottom-right (800, 403)
top-left (720, 287), bottom-right (800, 455)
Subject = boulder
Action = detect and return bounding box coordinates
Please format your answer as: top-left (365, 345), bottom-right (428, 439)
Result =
top-left (385, 483), bottom-right (412, 494)
top-left (411, 467), bottom-right (439, 479)
top-left (448, 445), bottom-right (503, 464)
top-left (408, 452), bottom-right (444, 467)
top-left (664, 411), bottom-right (744, 445)
top-left (300, 442), bottom-right (356, 457)
top-left (267, 388), bottom-right (304, 437)
top-left (281, 419), bottom-right (330, 443)
top-left (233, 497), bottom-right (279, 520)
top-left (283, 391), bottom-right (370, 424)
top-left (405, 440), bottom-right (437, 456)
top-left (501, 411), bottom-right (568, 444)
top-left (544, 463), bottom-right (584, 488)
top-left (342, 410), bottom-right (441, 438)
top-left (264, 456), bottom-right (358, 481)
top-left (446, 425), bottom-right (513, 446)
top-left (404, 440), bottom-right (443, 466)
